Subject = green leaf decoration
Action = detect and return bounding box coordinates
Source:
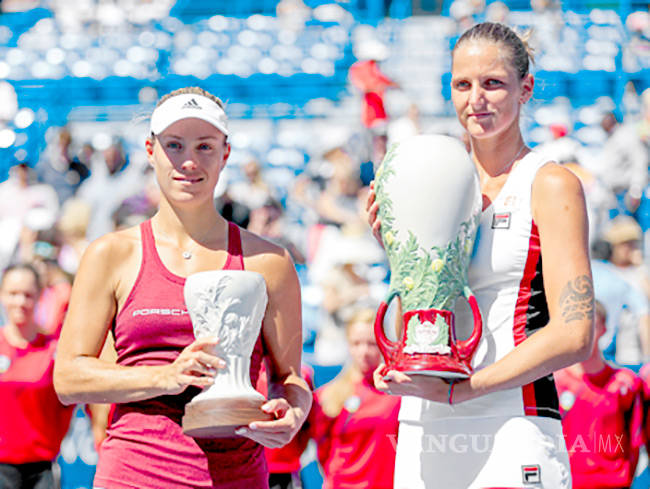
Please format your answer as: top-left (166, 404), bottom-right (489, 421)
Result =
top-left (375, 143), bottom-right (481, 313)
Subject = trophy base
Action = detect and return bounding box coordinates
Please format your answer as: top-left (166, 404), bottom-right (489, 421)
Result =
top-left (402, 370), bottom-right (469, 380)
top-left (385, 353), bottom-right (473, 379)
top-left (182, 396), bottom-right (273, 438)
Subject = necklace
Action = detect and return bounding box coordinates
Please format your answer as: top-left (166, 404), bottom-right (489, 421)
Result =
top-left (497, 143), bottom-right (527, 175)
top-left (180, 230), bottom-right (212, 260)
top-left (156, 221), bottom-right (222, 260)
top-left (180, 238), bottom-right (204, 260)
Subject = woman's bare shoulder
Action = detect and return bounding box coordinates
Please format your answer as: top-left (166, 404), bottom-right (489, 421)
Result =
top-left (533, 161), bottom-right (584, 197)
top-left (531, 161), bottom-right (588, 230)
top-left (240, 228), bottom-right (289, 260)
top-left (239, 228), bottom-right (296, 281)
top-left (78, 226), bottom-right (141, 281)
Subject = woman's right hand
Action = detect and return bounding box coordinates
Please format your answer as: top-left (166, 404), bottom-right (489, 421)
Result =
top-left (365, 181), bottom-right (383, 246)
top-left (157, 336), bottom-right (225, 395)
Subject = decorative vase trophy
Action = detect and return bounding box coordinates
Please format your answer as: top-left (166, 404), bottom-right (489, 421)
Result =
top-left (182, 270), bottom-right (272, 438)
top-left (373, 134), bottom-right (483, 379)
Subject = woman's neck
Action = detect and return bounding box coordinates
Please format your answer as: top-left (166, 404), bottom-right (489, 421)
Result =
top-left (3, 321), bottom-right (38, 348)
top-left (154, 199), bottom-right (226, 245)
top-left (470, 131), bottom-right (526, 177)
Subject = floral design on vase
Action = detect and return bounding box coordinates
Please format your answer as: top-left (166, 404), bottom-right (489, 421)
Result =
top-left (191, 275), bottom-right (257, 359)
top-left (374, 141), bottom-right (481, 355)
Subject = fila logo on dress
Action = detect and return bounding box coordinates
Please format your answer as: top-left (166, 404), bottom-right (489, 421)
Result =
top-left (522, 464), bottom-right (541, 484)
top-left (492, 212), bottom-right (511, 229)
top-left (182, 98), bottom-right (202, 110)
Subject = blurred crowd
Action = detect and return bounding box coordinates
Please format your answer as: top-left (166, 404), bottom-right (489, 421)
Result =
top-left (1, 0), bottom-right (650, 488)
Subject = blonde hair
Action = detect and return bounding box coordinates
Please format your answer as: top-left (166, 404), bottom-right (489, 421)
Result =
top-left (319, 308), bottom-right (377, 418)
top-left (57, 198), bottom-right (91, 237)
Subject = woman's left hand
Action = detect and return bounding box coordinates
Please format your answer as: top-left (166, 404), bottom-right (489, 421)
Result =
top-left (374, 364), bottom-right (455, 403)
top-left (235, 398), bottom-right (306, 448)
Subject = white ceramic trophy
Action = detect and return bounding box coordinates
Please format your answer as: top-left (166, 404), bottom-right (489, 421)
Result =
top-left (374, 134), bottom-right (484, 378)
top-left (182, 270), bottom-right (272, 438)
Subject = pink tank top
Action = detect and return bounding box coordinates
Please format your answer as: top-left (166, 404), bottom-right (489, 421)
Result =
top-left (94, 220), bottom-right (268, 489)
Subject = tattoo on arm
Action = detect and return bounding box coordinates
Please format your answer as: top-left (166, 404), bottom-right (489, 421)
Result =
top-left (559, 275), bottom-right (594, 323)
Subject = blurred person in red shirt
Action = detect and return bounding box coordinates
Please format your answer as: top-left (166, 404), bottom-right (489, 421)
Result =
top-left (640, 363), bottom-right (650, 454)
top-left (0, 263), bottom-right (74, 488)
top-left (555, 301), bottom-right (645, 489)
top-left (310, 308), bottom-right (400, 489)
top-left (257, 363), bottom-right (314, 489)
top-left (348, 41), bottom-right (399, 130)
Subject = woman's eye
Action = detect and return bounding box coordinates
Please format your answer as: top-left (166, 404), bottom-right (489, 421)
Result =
top-left (198, 143), bottom-right (212, 151)
top-left (454, 80), bottom-right (470, 89)
top-left (166, 141), bottom-right (181, 150)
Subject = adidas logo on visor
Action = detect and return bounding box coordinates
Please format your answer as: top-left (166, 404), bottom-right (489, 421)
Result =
top-left (181, 98), bottom-right (202, 109)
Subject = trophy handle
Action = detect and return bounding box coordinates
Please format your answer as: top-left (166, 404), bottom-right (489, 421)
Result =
top-left (455, 286), bottom-right (483, 362)
top-left (374, 290), bottom-right (402, 368)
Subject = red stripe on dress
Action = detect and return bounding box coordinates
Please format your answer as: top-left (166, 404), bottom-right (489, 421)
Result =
top-left (513, 221), bottom-right (541, 416)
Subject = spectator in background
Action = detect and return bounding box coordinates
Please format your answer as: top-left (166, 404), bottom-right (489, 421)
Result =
top-left (449, 0), bottom-right (476, 33)
top-left (55, 198), bottom-right (91, 276)
top-left (111, 167), bottom-right (161, 231)
top-left (247, 198), bottom-right (306, 265)
top-left (257, 363), bottom-right (315, 489)
top-left (310, 308), bottom-right (400, 489)
top-left (603, 216), bottom-right (650, 300)
top-left (555, 301), bottom-right (645, 489)
top-left (603, 216), bottom-right (650, 288)
top-left (601, 217), bottom-right (650, 364)
top-left (228, 159), bottom-right (275, 212)
top-left (591, 238), bottom-right (650, 365)
top-left (0, 162), bottom-right (59, 270)
top-left (387, 102), bottom-right (420, 147)
top-left (600, 110), bottom-right (619, 137)
top-left (36, 127), bottom-right (90, 204)
top-left (348, 40), bottom-right (398, 130)
top-left (276, 0), bottom-right (311, 32)
top-left (313, 259), bottom-right (372, 367)
top-left (637, 362), bottom-right (650, 489)
top-left (76, 136), bottom-right (143, 240)
top-left (315, 150), bottom-right (367, 233)
top-left (599, 88), bottom-right (650, 220)
top-left (529, 0), bottom-right (564, 55)
top-left (0, 263), bottom-right (74, 489)
top-left (535, 120), bottom-right (582, 164)
top-left (18, 227), bottom-right (72, 338)
top-left (640, 362), bottom-right (650, 455)
top-left (485, 0), bottom-right (510, 23)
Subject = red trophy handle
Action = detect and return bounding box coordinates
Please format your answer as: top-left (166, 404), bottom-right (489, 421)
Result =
top-left (374, 290), bottom-right (401, 369)
top-left (455, 286), bottom-right (483, 361)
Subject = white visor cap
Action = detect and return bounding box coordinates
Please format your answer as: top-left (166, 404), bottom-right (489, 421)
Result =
top-left (150, 94), bottom-right (229, 137)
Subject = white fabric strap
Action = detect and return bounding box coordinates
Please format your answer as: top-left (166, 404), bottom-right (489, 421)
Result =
top-left (150, 94), bottom-right (229, 137)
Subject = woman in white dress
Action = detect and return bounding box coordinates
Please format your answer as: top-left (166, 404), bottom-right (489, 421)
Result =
top-left (367, 22), bottom-right (594, 488)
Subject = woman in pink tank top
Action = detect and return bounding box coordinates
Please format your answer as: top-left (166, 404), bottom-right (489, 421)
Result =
top-left (52, 87), bottom-right (312, 489)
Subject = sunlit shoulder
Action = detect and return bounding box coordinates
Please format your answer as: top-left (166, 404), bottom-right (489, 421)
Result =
top-left (239, 228), bottom-right (297, 289)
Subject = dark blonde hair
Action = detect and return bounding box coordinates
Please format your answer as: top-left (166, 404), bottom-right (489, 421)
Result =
top-left (319, 308), bottom-right (377, 418)
top-left (453, 22), bottom-right (535, 80)
top-left (155, 86), bottom-right (226, 110)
